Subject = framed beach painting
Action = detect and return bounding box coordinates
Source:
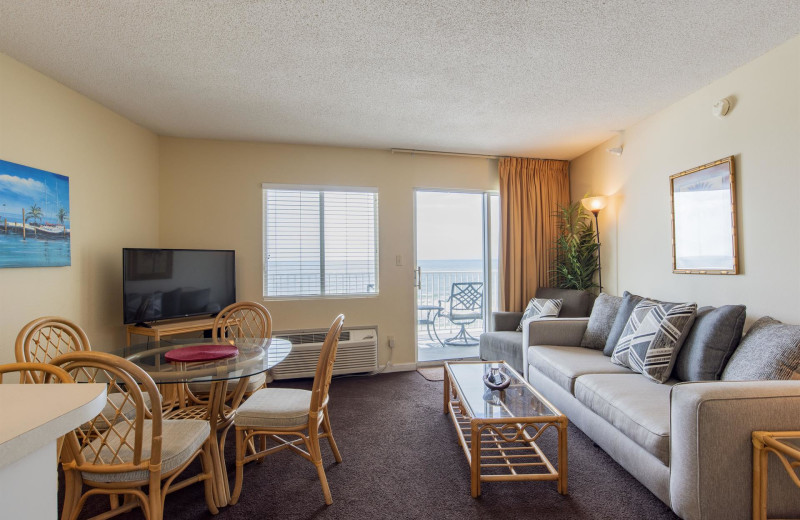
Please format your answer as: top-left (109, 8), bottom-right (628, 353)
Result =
top-left (670, 156), bottom-right (738, 274)
top-left (0, 159), bottom-right (71, 268)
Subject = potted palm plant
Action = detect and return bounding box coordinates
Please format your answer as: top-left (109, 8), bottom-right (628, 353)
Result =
top-left (550, 201), bottom-right (599, 291)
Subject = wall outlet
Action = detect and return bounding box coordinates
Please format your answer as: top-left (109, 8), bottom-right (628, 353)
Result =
top-left (395, 255), bottom-right (403, 266)
top-left (387, 335), bottom-right (395, 348)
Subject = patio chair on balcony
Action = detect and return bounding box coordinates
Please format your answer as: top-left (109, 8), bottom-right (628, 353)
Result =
top-left (438, 282), bottom-right (484, 346)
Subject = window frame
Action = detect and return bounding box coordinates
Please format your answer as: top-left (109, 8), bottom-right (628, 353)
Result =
top-left (261, 183), bottom-right (380, 300)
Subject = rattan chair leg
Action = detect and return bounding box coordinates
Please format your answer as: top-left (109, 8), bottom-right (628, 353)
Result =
top-left (231, 428), bottom-right (246, 505)
top-left (149, 478), bottom-right (163, 520)
top-left (61, 469), bottom-right (81, 520)
top-left (308, 430), bottom-right (332, 505)
top-left (322, 406), bottom-right (342, 463)
top-left (257, 433), bottom-right (268, 462)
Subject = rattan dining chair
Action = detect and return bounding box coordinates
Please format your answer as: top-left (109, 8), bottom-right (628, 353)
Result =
top-left (187, 301), bottom-right (274, 401)
top-left (51, 351), bottom-right (218, 520)
top-left (15, 317), bottom-right (90, 382)
top-left (231, 314), bottom-right (345, 506)
top-left (16, 315), bottom-right (154, 418)
top-left (0, 361), bottom-right (74, 384)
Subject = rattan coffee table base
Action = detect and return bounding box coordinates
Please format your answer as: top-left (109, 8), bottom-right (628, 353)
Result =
top-left (444, 361), bottom-right (568, 498)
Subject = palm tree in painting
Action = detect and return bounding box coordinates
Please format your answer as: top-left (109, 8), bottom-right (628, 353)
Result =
top-left (25, 203), bottom-right (43, 236)
top-left (26, 204), bottom-right (43, 224)
top-left (57, 207), bottom-right (68, 235)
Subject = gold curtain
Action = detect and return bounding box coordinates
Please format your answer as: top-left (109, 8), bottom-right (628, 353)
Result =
top-left (499, 157), bottom-right (570, 312)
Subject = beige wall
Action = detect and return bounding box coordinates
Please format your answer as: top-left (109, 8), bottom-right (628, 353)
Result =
top-left (158, 138), bottom-right (498, 367)
top-left (0, 53), bottom-right (160, 363)
top-left (570, 36), bottom-right (800, 325)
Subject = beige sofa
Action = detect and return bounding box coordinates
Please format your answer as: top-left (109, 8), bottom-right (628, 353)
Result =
top-left (521, 317), bottom-right (800, 520)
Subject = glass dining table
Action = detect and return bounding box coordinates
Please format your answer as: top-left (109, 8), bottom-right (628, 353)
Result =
top-left (118, 337), bottom-right (292, 508)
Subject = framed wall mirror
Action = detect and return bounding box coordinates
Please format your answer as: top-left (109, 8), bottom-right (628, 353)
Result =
top-left (670, 156), bottom-right (738, 274)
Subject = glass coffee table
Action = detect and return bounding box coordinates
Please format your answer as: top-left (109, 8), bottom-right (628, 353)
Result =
top-left (444, 360), bottom-right (568, 498)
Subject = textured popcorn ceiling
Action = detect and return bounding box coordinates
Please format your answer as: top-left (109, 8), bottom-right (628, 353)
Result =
top-left (0, 1), bottom-right (798, 159)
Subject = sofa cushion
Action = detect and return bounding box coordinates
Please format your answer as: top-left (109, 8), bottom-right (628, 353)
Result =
top-left (479, 331), bottom-right (524, 373)
top-left (722, 317), bottom-right (800, 381)
top-left (517, 298), bottom-right (562, 331)
top-left (674, 305), bottom-right (746, 381)
top-left (627, 301), bottom-right (697, 383)
top-left (528, 345), bottom-right (633, 394)
top-left (575, 374), bottom-right (675, 465)
top-left (536, 288), bottom-right (593, 318)
top-left (604, 291), bottom-right (645, 356)
top-left (581, 293), bottom-right (623, 350)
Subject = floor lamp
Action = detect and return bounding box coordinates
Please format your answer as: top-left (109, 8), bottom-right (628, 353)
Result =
top-left (581, 196), bottom-right (608, 292)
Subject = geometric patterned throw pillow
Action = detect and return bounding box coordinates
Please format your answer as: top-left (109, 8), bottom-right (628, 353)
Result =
top-left (610, 300), bottom-right (656, 368)
top-left (627, 301), bottom-right (697, 383)
top-left (516, 298), bottom-right (563, 332)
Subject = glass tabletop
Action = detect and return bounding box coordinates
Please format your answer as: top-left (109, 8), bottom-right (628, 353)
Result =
top-left (447, 362), bottom-right (560, 420)
top-left (118, 337), bottom-right (292, 383)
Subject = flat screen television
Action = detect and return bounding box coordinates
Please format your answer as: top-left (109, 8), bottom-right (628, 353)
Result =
top-left (122, 248), bottom-right (236, 324)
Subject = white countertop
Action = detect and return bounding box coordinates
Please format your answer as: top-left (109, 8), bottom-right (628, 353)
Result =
top-left (0, 384), bottom-right (106, 468)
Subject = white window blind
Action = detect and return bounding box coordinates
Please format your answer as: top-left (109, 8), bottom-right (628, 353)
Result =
top-left (263, 186), bottom-right (379, 298)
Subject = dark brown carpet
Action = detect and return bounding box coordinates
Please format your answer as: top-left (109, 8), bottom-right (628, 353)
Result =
top-left (67, 371), bottom-right (678, 519)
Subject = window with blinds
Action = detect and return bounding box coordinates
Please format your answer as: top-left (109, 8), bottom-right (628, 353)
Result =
top-left (263, 185), bottom-right (379, 298)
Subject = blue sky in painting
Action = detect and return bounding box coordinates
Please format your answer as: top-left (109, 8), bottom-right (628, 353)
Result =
top-left (0, 159), bottom-right (70, 225)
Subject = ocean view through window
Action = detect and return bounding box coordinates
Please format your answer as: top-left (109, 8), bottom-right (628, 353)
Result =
top-left (263, 185), bottom-right (378, 298)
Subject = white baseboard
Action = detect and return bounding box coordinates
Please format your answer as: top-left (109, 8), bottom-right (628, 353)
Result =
top-left (381, 362), bottom-right (417, 373)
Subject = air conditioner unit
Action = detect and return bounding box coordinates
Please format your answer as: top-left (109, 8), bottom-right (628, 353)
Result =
top-left (270, 327), bottom-right (378, 380)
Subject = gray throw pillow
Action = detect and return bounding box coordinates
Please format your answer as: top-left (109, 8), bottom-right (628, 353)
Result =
top-left (722, 317), bottom-right (800, 381)
top-left (603, 291), bottom-right (645, 356)
top-left (673, 305), bottom-right (746, 381)
top-left (517, 298), bottom-right (562, 332)
top-left (580, 293), bottom-right (623, 350)
top-left (626, 301), bottom-right (697, 383)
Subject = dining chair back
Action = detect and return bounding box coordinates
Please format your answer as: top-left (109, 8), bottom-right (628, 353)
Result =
top-left (51, 351), bottom-right (217, 520)
top-left (309, 314), bottom-right (345, 414)
top-left (213, 301), bottom-right (272, 341)
top-left (0, 362), bottom-right (74, 384)
top-left (15, 317), bottom-right (90, 381)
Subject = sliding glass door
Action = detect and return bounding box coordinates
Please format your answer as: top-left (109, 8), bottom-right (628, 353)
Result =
top-left (414, 190), bottom-right (499, 363)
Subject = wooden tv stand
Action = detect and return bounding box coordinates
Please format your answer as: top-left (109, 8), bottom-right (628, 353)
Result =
top-left (126, 317), bottom-right (216, 346)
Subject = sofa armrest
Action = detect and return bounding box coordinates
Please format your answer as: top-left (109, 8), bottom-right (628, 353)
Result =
top-left (521, 318), bottom-right (589, 379)
top-left (670, 381), bottom-right (800, 520)
top-left (492, 311), bottom-right (524, 332)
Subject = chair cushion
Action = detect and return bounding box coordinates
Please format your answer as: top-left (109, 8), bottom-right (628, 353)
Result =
top-left (535, 288), bottom-right (593, 318)
top-left (188, 372), bottom-right (267, 395)
top-left (235, 388), bottom-right (311, 429)
top-left (517, 298), bottom-right (562, 331)
top-left (527, 346), bottom-right (633, 394)
top-left (479, 331), bottom-right (524, 373)
top-left (581, 293), bottom-right (623, 350)
top-left (81, 419), bottom-right (209, 483)
top-left (575, 374), bottom-right (675, 465)
top-left (673, 305), bottom-right (746, 381)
